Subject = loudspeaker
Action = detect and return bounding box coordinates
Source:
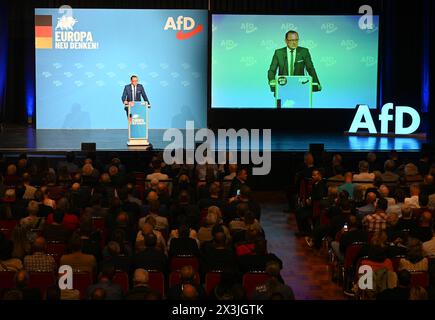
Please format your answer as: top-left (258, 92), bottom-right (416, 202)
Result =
top-left (81, 142), bottom-right (96, 152)
top-left (309, 143), bottom-right (324, 155)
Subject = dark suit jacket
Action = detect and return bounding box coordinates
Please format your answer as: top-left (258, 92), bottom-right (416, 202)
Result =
top-left (121, 84), bottom-right (149, 103)
top-left (268, 46), bottom-right (321, 92)
top-left (133, 247), bottom-right (168, 273)
top-left (168, 238), bottom-right (200, 258)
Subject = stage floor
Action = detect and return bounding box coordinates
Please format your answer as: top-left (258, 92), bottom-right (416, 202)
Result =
top-left (0, 127), bottom-right (427, 153)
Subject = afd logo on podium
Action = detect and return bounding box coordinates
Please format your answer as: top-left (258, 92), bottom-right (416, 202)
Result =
top-left (349, 103), bottom-right (421, 135)
top-left (164, 16), bottom-right (203, 40)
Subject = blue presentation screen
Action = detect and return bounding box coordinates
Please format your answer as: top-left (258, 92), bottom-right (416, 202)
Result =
top-left (35, 8), bottom-right (207, 129)
top-left (211, 15), bottom-right (379, 109)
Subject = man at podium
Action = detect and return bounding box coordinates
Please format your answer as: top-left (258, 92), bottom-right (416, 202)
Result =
top-left (268, 30), bottom-right (321, 93)
top-left (121, 75), bottom-right (150, 116)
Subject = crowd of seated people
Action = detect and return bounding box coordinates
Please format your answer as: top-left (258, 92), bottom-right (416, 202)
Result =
top-left (294, 150), bottom-right (435, 299)
top-left (0, 152), bottom-right (294, 300)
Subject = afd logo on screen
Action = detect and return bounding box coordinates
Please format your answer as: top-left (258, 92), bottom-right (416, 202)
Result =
top-left (164, 16), bottom-right (203, 40)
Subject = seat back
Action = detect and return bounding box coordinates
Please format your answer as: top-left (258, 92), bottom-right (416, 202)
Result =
top-left (242, 272), bottom-right (270, 299)
top-left (113, 271), bottom-right (129, 293)
top-left (170, 255), bottom-right (199, 272)
top-left (147, 270), bottom-right (165, 298)
top-left (28, 271), bottom-right (56, 298)
top-left (344, 242), bottom-right (366, 269)
top-left (205, 271), bottom-right (222, 296)
top-left (0, 271), bottom-right (16, 291)
top-left (410, 271), bottom-right (429, 288)
top-left (0, 228), bottom-right (13, 240)
top-left (73, 271), bottom-right (93, 299)
top-left (0, 220), bottom-right (18, 230)
top-left (91, 216), bottom-right (106, 231)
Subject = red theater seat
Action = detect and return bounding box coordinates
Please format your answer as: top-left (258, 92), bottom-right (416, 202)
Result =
top-left (242, 272), bottom-right (270, 299)
top-left (147, 271), bottom-right (165, 297)
top-left (205, 271), bottom-right (222, 296)
top-left (73, 271), bottom-right (93, 299)
top-left (0, 271), bottom-right (16, 291)
top-left (113, 271), bottom-right (129, 293)
top-left (28, 271), bottom-right (56, 298)
top-left (170, 255), bottom-right (199, 271)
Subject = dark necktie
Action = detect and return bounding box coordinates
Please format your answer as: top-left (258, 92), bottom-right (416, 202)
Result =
top-left (133, 86), bottom-right (136, 101)
top-left (290, 49), bottom-right (295, 76)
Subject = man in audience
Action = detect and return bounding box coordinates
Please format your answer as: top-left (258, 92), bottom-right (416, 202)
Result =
top-left (228, 167), bottom-right (248, 198)
top-left (228, 185), bottom-right (262, 221)
top-left (141, 200), bottom-right (168, 231)
top-left (379, 185), bottom-right (395, 207)
top-left (202, 230), bottom-right (237, 273)
top-left (333, 215), bottom-right (367, 262)
top-left (353, 160), bottom-right (375, 182)
top-left (357, 192), bottom-right (377, 218)
top-left (381, 160), bottom-right (399, 186)
top-left (24, 236), bottom-right (56, 272)
top-left (133, 233), bottom-right (167, 273)
top-left (43, 209), bottom-right (71, 242)
top-left (22, 173), bottom-right (37, 200)
top-left (198, 183), bottom-right (223, 211)
top-left (362, 197), bottom-right (388, 233)
top-left (125, 269), bottom-right (158, 300)
top-left (12, 270), bottom-right (42, 300)
top-left (86, 264), bottom-right (123, 300)
top-left (295, 169), bottom-right (327, 237)
top-left (338, 172), bottom-right (355, 199)
top-left (167, 265), bottom-right (205, 299)
top-left (396, 205), bottom-right (417, 232)
top-left (60, 234), bottom-right (96, 273)
top-left (146, 159), bottom-right (169, 187)
top-left (253, 261), bottom-right (295, 300)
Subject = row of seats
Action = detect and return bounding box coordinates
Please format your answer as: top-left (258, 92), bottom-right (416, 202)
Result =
top-left (0, 269), bottom-right (270, 299)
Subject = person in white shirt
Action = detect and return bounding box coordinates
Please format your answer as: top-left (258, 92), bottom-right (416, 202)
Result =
top-left (146, 159), bottom-right (169, 188)
top-left (404, 183), bottom-right (420, 209)
top-left (353, 160), bottom-right (375, 182)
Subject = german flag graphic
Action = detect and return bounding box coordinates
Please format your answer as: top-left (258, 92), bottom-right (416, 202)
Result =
top-left (35, 15), bottom-right (52, 49)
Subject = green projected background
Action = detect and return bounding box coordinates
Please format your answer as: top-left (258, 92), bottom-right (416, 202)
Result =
top-left (212, 15), bottom-right (379, 109)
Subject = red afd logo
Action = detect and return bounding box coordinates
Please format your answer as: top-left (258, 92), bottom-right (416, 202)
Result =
top-left (164, 16), bottom-right (203, 40)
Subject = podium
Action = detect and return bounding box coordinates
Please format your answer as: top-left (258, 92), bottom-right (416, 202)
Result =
top-left (273, 75), bottom-right (314, 109)
top-left (127, 101), bottom-right (150, 146)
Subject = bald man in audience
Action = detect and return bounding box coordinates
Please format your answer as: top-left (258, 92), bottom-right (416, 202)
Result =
top-left (125, 269), bottom-right (160, 300)
top-left (357, 192), bottom-right (377, 218)
top-left (167, 265), bottom-right (205, 299)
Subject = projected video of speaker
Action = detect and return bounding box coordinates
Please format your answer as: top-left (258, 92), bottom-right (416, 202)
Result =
top-left (211, 14), bottom-right (379, 109)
